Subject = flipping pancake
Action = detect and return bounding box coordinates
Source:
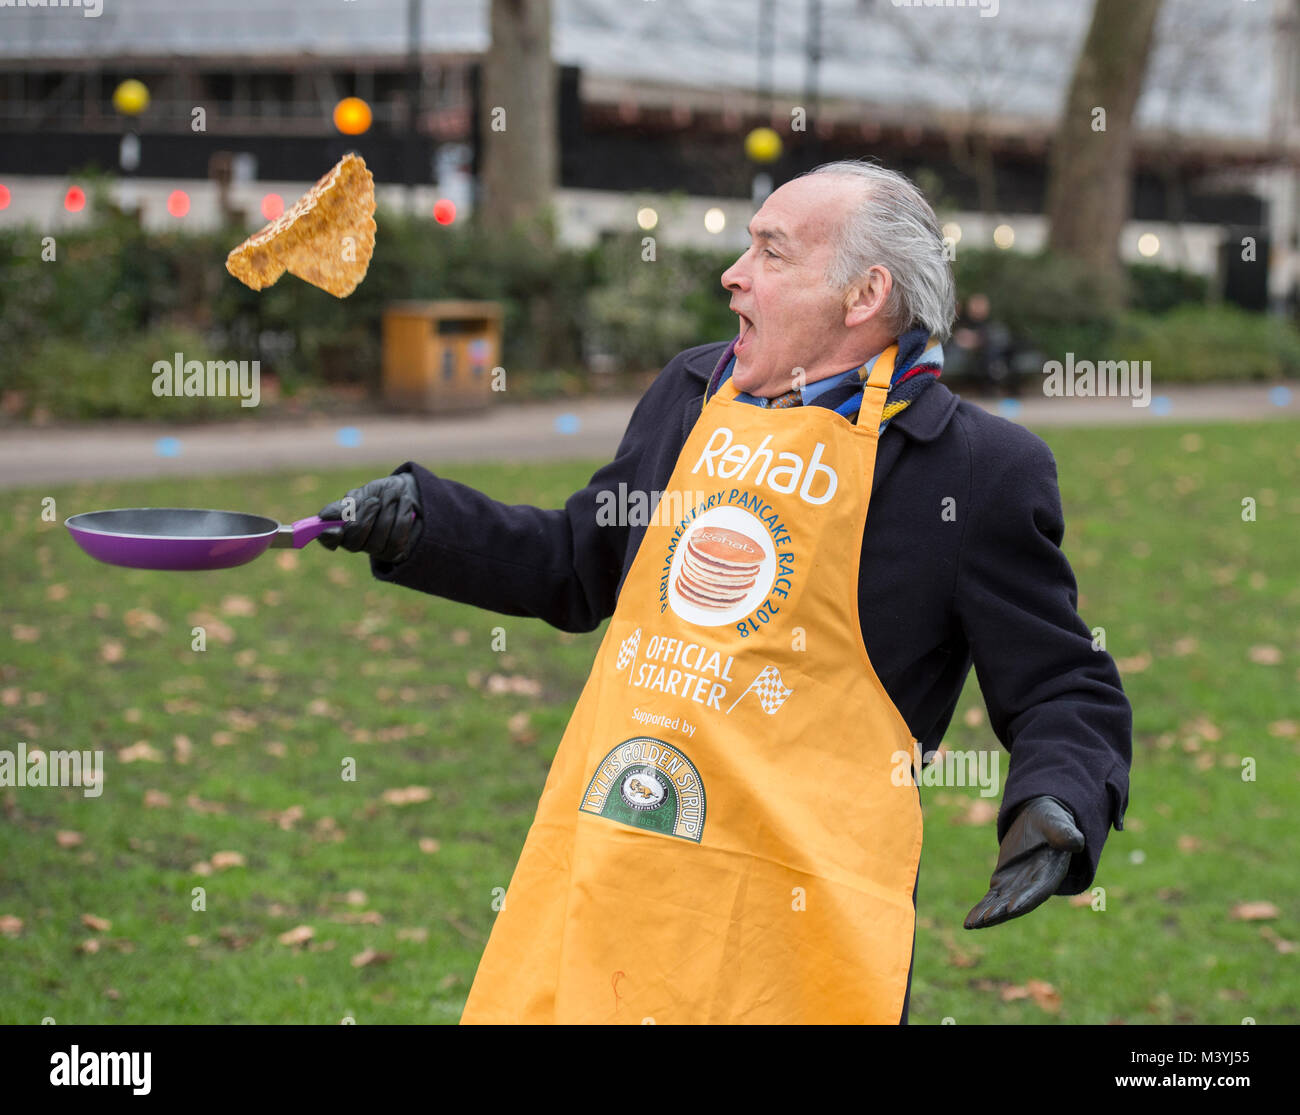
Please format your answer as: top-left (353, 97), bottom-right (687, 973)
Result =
top-left (225, 152), bottom-right (376, 298)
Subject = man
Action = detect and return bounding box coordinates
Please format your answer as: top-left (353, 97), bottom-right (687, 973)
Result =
top-left (318, 159), bottom-right (1132, 1024)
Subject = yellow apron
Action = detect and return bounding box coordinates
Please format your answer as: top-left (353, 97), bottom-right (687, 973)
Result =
top-left (460, 347), bottom-right (923, 1024)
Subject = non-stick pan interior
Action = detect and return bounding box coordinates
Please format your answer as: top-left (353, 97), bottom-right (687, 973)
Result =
top-left (66, 508), bottom-right (280, 539)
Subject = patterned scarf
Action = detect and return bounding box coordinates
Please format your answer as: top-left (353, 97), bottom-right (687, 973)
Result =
top-left (705, 326), bottom-right (944, 435)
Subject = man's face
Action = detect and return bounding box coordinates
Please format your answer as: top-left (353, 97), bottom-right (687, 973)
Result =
top-left (719, 175), bottom-right (864, 397)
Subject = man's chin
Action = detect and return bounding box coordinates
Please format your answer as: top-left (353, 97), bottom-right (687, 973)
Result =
top-left (731, 356), bottom-right (764, 396)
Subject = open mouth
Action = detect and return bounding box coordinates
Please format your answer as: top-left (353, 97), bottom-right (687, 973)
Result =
top-left (736, 313), bottom-right (755, 351)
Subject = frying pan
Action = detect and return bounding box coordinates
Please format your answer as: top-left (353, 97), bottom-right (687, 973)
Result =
top-left (65, 508), bottom-right (339, 571)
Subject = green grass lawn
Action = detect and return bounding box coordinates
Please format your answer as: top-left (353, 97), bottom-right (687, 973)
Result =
top-left (1, 419), bottom-right (1297, 1024)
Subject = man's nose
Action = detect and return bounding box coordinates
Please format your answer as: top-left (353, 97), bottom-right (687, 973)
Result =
top-left (721, 258), bottom-right (749, 292)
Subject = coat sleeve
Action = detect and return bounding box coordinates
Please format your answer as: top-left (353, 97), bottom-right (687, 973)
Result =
top-left (952, 417), bottom-right (1132, 894)
top-left (365, 365), bottom-right (679, 634)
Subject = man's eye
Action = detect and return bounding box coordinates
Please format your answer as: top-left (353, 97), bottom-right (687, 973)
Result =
top-left (762, 248), bottom-right (778, 259)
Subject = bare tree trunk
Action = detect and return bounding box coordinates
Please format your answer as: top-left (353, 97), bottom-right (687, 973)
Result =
top-left (1045, 0), bottom-right (1163, 303)
top-left (478, 0), bottom-right (556, 241)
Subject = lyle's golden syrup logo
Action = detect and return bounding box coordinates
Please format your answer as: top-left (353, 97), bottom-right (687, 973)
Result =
top-left (580, 737), bottom-right (706, 842)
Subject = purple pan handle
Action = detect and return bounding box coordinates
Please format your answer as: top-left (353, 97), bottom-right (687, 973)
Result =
top-left (272, 511), bottom-right (418, 550)
top-left (271, 516), bottom-right (335, 549)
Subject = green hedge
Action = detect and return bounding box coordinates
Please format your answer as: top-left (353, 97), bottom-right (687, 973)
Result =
top-left (1111, 304), bottom-right (1300, 382)
top-left (1, 187), bottom-right (1294, 422)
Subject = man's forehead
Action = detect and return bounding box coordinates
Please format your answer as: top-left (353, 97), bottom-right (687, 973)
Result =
top-left (749, 176), bottom-right (860, 248)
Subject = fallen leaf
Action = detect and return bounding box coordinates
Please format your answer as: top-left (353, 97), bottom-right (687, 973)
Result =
top-left (1177, 835), bottom-right (1201, 853)
top-left (451, 629), bottom-right (470, 646)
top-left (1259, 926), bottom-right (1298, 954)
top-left (173, 735), bottom-right (194, 764)
top-left (210, 851), bottom-right (246, 870)
top-left (191, 862), bottom-right (214, 876)
top-left (143, 789), bottom-right (172, 808)
top-left (1267, 720), bottom-right (1297, 738)
top-left (485, 674), bottom-right (542, 697)
top-left (104, 987), bottom-right (121, 1000)
top-left (345, 889), bottom-right (367, 907)
top-left (278, 925), bottom-right (315, 946)
top-left (186, 612), bottom-right (234, 645)
top-left (396, 927), bottom-right (429, 943)
top-left (334, 910), bottom-right (383, 926)
top-left (351, 948), bottom-right (393, 968)
top-left (56, 830), bottom-right (84, 848)
top-left (508, 711), bottom-right (537, 744)
top-left (118, 741), bottom-right (163, 763)
top-left (0, 915), bottom-right (24, 936)
top-left (1231, 902), bottom-right (1279, 921)
top-left (274, 552), bottom-right (299, 571)
top-left (381, 786), bottom-right (433, 806)
top-left (221, 595), bottom-right (256, 616)
top-left (272, 805), bottom-right (304, 830)
top-left (46, 583), bottom-right (69, 602)
top-left (225, 708), bottom-right (258, 732)
top-left (419, 837), bottom-right (441, 854)
top-left (1116, 653), bottom-right (1150, 674)
top-left (0, 687), bottom-right (19, 706)
top-left (1248, 645), bottom-right (1282, 665)
top-left (99, 638), bottom-right (124, 662)
top-left (123, 608), bottom-right (166, 634)
top-left (1027, 979), bottom-right (1062, 1012)
top-left (955, 799), bottom-right (998, 826)
top-left (77, 938), bottom-right (101, 954)
top-left (186, 794), bottom-right (226, 815)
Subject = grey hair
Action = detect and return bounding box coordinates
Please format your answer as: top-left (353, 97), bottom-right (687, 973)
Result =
top-left (800, 159), bottom-right (956, 343)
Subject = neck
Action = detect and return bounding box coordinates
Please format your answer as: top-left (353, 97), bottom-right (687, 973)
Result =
top-left (752, 338), bottom-right (895, 398)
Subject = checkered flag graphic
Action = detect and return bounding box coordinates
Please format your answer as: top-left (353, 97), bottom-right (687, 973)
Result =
top-left (616, 626), bottom-right (641, 682)
top-left (726, 664), bottom-right (794, 715)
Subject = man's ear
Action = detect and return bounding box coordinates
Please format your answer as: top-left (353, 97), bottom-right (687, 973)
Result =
top-left (843, 264), bottom-right (892, 329)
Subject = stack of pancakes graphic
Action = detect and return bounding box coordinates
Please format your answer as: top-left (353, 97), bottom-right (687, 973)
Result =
top-left (675, 526), bottom-right (765, 610)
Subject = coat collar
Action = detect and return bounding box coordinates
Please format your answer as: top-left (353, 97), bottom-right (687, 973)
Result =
top-left (683, 340), bottom-right (958, 444)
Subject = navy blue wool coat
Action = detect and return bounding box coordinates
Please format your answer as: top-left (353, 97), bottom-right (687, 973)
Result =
top-left (371, 340), bottom-right (1132, 896)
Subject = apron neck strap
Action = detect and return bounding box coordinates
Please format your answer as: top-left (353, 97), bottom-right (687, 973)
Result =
top-left (857, 342), bottom-right (897, 430)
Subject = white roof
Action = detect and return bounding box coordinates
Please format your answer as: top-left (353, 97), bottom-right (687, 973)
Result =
top-left (0, 0), bottom-right (1277, 139)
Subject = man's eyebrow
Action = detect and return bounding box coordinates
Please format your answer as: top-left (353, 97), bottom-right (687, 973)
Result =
top-left (746, 224), bottom-right (792, 246)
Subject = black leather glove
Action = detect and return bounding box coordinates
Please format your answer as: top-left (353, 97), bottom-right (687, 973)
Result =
top-left (317, 471), bottom-right (422, 564)
top-left (964, 795), bottom-right (1085, 930)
